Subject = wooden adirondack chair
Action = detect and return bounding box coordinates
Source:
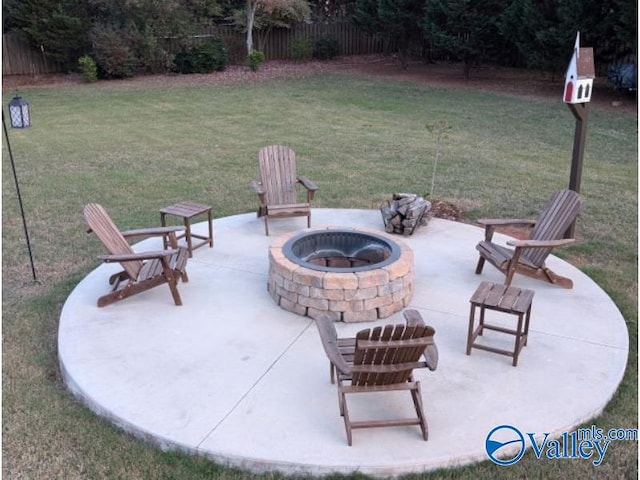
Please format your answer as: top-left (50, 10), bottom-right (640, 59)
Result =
top-left (315, 311), bottom-right (438, 445)
top-left (84, 203), bottom-right (189, 307)
top-left (475, 189), bottom-right (582, 288)
top-left (250, 145), bottom-right (318, 235)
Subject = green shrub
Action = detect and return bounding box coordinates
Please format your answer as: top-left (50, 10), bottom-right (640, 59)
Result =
top-left (313, 37), bottom-right (340, 60)
top-left (173, 38), bottom-right (228, 74)
top-left (248, 50), bottom-right (266, 72)
top-left (78, 55), bottom-right (98, 83)
top-left (90, 25), bottom-right (138, 79)
top-left (291, 38), bottom-right (313, 61)
top-left (138, 31), bottom-right (173, 73)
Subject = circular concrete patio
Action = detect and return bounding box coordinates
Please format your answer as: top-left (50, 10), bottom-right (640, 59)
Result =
top-left (58, 209), bottom-right (629, 477)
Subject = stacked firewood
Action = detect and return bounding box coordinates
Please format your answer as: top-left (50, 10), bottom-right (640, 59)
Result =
top-left (380, 193), bottom-right (432, 236)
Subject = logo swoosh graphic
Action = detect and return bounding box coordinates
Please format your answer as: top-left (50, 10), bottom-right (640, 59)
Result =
top-left (486, 438), bottom-right (523, 457)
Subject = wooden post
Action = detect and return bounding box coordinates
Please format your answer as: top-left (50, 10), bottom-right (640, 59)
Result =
top-left (566, 102), bottom-right (590, 238)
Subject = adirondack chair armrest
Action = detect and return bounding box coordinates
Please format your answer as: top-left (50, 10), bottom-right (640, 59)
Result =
top-left (298, 176), bottom-right (318, 191)
top-left (507, 238), bottom-right (576, 248)
top-left (477, 218), bottom-right (536, 242)
top-left (324, 340), bottom-right (353, 376)
top-left (477, 218), bottom-right (536, 227)
top-left (424, 344), bottom-right (438, 371)
top-left (403, 309), bottom-right (425, 327)
top-left (315, 315), bottom-right (353, 375)
top-left (402, 310), bottom-right (438, 370)
top-left (121, 226), bottom-right (185, 239)
top-left (298, 176), bottom-right (317, 202)
top-left (251, 180), bottom-right (266, 195)
top-left (98, 250), bottom-right (178, 263)
top-left (251, 180), bottom-right (267, 204)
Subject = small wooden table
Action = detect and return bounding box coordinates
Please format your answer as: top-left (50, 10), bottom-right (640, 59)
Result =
top-left (466, 281), bottom-right (534, 367)
top-left (160, 201), bottom-right (213, 257)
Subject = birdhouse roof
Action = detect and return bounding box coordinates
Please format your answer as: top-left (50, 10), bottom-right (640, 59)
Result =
top-left (577, 47), bottom-right (595, 78)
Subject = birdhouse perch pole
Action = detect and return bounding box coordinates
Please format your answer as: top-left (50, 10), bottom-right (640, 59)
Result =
top-left (563, 32), bottom-right (595, 238)
top-left (568, 102), bottom-right (590, 195)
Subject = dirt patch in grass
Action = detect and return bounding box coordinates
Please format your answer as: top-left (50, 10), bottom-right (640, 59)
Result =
top-left (429, 199), bottom-right (463, 221)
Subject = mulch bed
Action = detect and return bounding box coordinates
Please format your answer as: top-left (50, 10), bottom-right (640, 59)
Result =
top-left (429, 199), bottom-right (463, 221)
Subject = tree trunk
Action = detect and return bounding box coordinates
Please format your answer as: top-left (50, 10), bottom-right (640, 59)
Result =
top-left (246, 0), bottom-right (257, 54)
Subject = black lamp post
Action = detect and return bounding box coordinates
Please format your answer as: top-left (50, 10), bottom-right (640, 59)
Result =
top-left (3, 95), bottom-right (37, 282)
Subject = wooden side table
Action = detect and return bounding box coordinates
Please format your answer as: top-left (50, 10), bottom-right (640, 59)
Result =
top-left (466, 281), bottom-right (534, 367)
top-left (160, 201), bottom-right (213, 257)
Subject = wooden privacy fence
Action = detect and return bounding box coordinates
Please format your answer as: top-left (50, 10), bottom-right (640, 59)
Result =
top-left (3, 32), bottom-right (63, 76)
top-left (213, 22), bottom-right (389, 61)
top-left (4, 22), bottom-right (388, 76)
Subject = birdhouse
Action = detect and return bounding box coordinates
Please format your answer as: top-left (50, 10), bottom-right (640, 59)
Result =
top-left (563, 32), bottom-right (595, 104)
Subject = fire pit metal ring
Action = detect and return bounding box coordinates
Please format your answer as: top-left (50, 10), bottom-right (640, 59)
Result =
top-left (282, 229), bottom-right (401, 272)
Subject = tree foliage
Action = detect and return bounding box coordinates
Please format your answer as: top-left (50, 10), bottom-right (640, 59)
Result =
top-left (352, 0), bottom-right (425, 68)
top-left (230, 0), bottom-right (311, 54)
top-left (423, 0), bottom-right (508, 77)
top-left (4, 0), bottom-right (223, 75)
top-left (3, 0), bottom-right (636, 77)
top-left (4, 0), bottom-right (89, 69)
top-left (86, 0), bottom-right (223, 75)
top-left (352, 0), bottom-right (636, 76)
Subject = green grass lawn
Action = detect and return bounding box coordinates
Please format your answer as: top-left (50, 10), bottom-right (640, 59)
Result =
top-left (2, 70), bottom-right (637, 479)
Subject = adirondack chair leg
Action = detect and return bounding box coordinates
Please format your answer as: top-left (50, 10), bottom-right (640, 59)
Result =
top-left (96, 282), bottom-right (141, 307)
top-left (543, 268), bottom-right (574, 289)
top-left (161, 264), bottom-right (183, 306)
top-left (98, 274), bottom-right (177, 307)
top-left (338, 384), bottom-right (345, 416)
top-left (339, 389), bottom-right (353, 446)
top-left (97, 289), bottom-right (127, 307)
top-left (174, 247), bottom-right (189, 283)
top-left (166, 282), bottom-right (182, 306)
top-left (307, 213), bottom-right (311, 228)
top-left (504, 247), bottom-right (524, 286)
top-left (410, 381), bottom-right (429, 441)
top-left (504, 262), bottom-right (517, 287)
top-left (476, 224), bottom-right (496, 276)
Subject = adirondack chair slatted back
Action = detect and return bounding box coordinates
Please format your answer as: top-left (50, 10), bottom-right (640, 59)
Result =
top-left (352, 323), bottom-right (433, 386)
top-left (84, 203), bottom-right (142, 280)
top-left (522, 190), bottom-right (582, 266)
top-left (258, 145), bottom-right (298, 206)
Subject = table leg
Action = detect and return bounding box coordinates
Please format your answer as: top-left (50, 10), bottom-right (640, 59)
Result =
top-left (513, 313), bottom-right (525, 367)
top-left (184, 217), bottom-right (193, 257)
top-left (207, 210), bottom-right (213, 248)
top-left (466, 304), bottom-right (476, 355)
top-left (523, 306), bottom-right (531, 346)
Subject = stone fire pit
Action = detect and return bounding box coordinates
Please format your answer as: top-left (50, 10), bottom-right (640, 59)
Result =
top-left (267, 227), bottom-right (413, 322)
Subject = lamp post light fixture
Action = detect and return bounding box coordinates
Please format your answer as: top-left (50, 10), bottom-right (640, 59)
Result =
top-left (8, 95), bottom-right (31, 128)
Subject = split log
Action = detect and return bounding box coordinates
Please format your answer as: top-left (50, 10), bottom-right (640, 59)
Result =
top-left (380, 193), bottom-right (432, 235)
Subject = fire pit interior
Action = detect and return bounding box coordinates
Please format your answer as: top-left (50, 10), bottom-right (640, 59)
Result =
top-left (283, 230), bottom-right (401, 272)
top-left (268, 228), bottom-right (414, 322)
